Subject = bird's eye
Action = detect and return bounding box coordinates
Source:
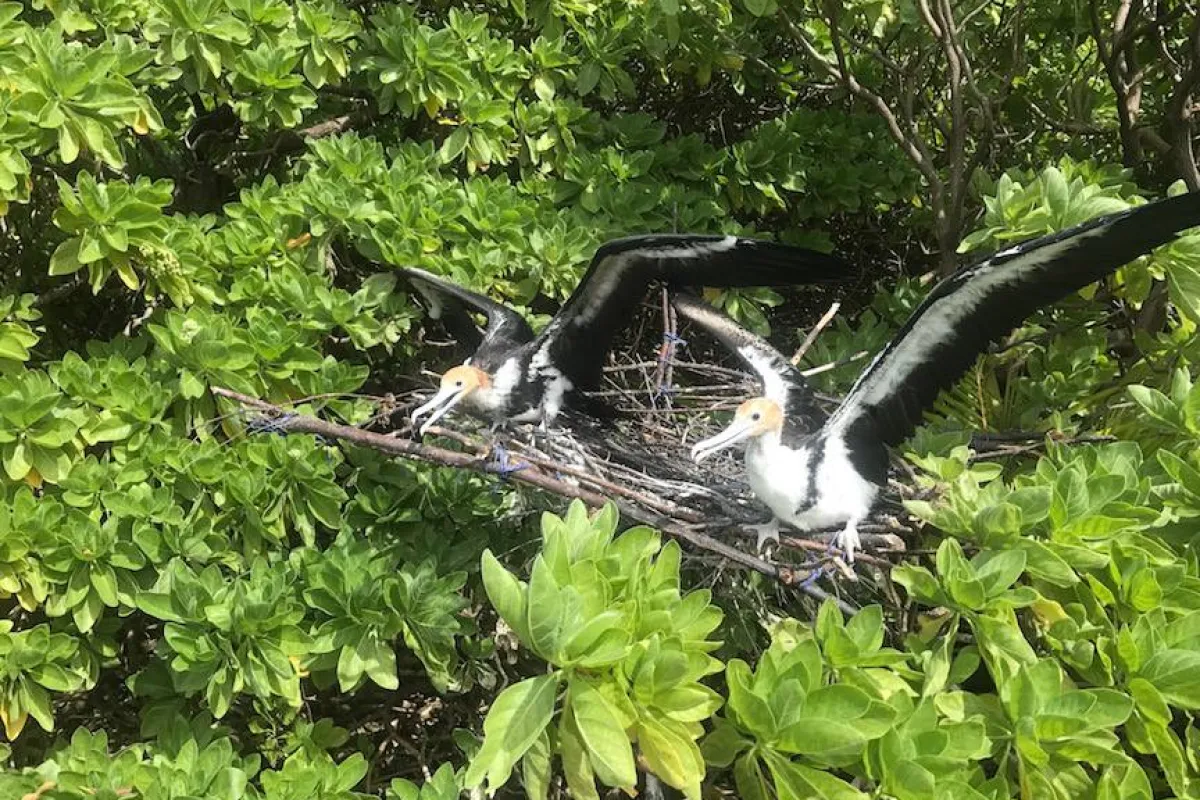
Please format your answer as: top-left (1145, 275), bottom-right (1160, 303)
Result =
top-left (751, 412), bottom-right (761, 421)
top-left (455, 380), bottom-right (464, 387)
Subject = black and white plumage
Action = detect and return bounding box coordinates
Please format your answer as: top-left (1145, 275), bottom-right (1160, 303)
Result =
top-left (686, 191), bottom-right (1200, 559)
top-left (405, 234), bottom-right (851, 433)
top-left (670, 290), bottom-right (826, 439)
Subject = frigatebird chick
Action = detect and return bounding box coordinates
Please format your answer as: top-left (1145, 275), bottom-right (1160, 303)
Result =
top-left (684, 190), bottom-right (1200, 561)
top-left (404, 234), bottom-right (850, 434)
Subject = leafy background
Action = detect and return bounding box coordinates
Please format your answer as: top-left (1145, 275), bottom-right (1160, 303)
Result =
top-left (1, 0), bottom-right (1200, 798)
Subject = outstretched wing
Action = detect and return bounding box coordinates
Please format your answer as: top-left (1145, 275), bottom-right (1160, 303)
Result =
top-left (398, 266), bottom-right (535, 367)
top-left (832, 190), bottom-right (1200, 447)
top-left (670, 290), bottom-right (826, 434)
top-left (537, 233), bottom-right (852, 391)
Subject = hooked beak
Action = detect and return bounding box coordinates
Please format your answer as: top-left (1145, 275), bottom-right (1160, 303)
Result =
top-left (691, 418), bottom-right (758, 463)
top-left (410, 385), bottom-right (466, 435)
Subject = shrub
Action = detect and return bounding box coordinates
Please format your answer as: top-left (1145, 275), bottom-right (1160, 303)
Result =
top-left (2, 0), bottom-right (1199, 797)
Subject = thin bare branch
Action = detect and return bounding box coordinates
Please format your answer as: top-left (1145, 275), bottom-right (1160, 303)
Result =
top-left (779, 9), bottom-right (943, 191)
top-left (791, 301), bottom-right (841, 366)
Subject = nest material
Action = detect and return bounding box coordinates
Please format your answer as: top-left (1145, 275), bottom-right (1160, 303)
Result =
top-left (393, 318), bottom-right (912, 573)
top-left (214, 298), bottom-right (914, 612)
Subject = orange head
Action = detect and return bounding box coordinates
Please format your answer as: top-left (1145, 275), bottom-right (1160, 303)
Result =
top-left (411, 364), bottom-right (491, 433)
top-left (691, 397), bottom-right (783, 462)
top-left (441, 364), bottom-right (491, 394)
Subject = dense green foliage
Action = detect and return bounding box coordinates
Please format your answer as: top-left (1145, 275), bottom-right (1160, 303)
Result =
top-left (1, 0), bottom-right (1200, 798)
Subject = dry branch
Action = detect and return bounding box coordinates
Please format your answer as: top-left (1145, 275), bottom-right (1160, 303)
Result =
top-left (791, 301), bottom-right (841, 365)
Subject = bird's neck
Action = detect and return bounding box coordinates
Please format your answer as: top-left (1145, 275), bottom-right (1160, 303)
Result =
top-left (748, 428), bottom-right (784, 456)
top-left (465, 386), bottom-right (500, 413)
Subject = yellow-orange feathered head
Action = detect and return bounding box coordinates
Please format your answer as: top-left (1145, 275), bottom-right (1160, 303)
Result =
top-left (691, 397), bottom-right (783, 462)
top-left (410, 365), bottom-right (491, 433)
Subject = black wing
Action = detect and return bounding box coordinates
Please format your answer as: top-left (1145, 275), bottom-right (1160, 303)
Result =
top-left (535, 234), bottom-right (851, 391)
top-left (831, 190), bottom-right (1200, 447)
top-left (397, 266), bottom-right (535, 367)
top-left (670, 290), bottom-right (825, 434)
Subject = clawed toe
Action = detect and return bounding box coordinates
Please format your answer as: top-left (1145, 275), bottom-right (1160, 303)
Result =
top-left (834, 523), bottom-right (861, 564)
top-left (747, 520), bottom-right (781, 552)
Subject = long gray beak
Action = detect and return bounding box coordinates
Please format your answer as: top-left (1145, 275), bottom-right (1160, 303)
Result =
top-left (411, 386), bottom-right (466, 435)
top-left (691, 419), bottom-right (757, 463)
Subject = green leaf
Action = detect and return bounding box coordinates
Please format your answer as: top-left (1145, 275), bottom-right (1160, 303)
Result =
top-left (90, 564), bottom-right (118, 607)
top-left (1043, 167), bottom-right (1069, 222)
top-left (742, 0), bottom-right (770, 17)
top-left (635, 716), bottom-right (703, 800)
top-left (1158, 450), bottom-right (1200, 498)
top-left (1020, 541), bottom-right (1077, 587)
top-left (362, 634), bottom-right (399, 690)
top-left (136, 592), bottom-right (184, 623)
top-left (336, 642), bottom-right (366, 690)
top-left (562, 611), bottom-right (625, 663)
top-left (2, 442), bottom-right (30, 481)
top-left (700, 718), bottom-right (750, 768)
top-left (763, 750), bottom-right (868, 800)
top-left (973, 550), bottom-right (1026, 598)
top-left (1167, 260), bottom-right (1200, 324)
top-left (724, 659), bottom-right (775, 738)
top-left (973, 503), bottom-right (1022, 539)
top-left (1145, 721), bottom-right (1193, 797)
top-left (1140, 649), bottom-right (1200, 709)
top-left (576, 63), bottom-right (602, 95)
top-left (892, 564), bottom-right (944, 603)
top-left (179, 368), bottom-right (206, 399)
top-left (21, 682), bottom-right (54, 732)
top-left (1128, 677), bottom-right (1171, 726)
top-left (49, 238), bottom-right (84, 276)
top-left (525, 557), bottom-right (563, 660)
top-left (532, 75), bottom-right (554, 103)
top-left (560, 706), bottom-right (600, 800)
top-left (72, 588), bottom-right (103, 632)
top-left (733, 753), bottom-right (772, 800)
top-left (465, 674), bottom-right (560, 793)
top-left (30, 663), bottom-right (80, 692)
top-left (58, 125), bottom-right (80, 164)
top-left (77, 229), bottom-right (105, 264)
top-left (84, 413), bottom-right (134, 445)
top-left (568, 678), bottom-right (636, 790)
top-left (973, 614), bottom-right (1036, 671)
top-left (438, 127), bottom-right (469, 163)
top-left (521, 728), bottom-right (551, 800)
top-left (1128, 385), bottom-right (1183, 430)
top-left (481, 550), bottom-right (529, 643)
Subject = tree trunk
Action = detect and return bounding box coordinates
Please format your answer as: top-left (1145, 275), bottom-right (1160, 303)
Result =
top-left (1165, 16), bottom-right (1200, 190)
top-left (933, 195), bottom-right (963, 276)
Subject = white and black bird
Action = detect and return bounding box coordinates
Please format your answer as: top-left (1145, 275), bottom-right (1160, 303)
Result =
top-left (404, 234), bottom-right (850, 433)
top-left (684, 191), bottom-right (1200, 560)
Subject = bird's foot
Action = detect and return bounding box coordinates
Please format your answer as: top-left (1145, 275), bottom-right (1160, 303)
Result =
top-left (524, 418), bottom-right (552, 451)
top-left (833, 520), bottom-right (861, 564)
top-left (746, 519), bottom-right (782, 552)
top-left (489, 443), bottom-right (529, 481)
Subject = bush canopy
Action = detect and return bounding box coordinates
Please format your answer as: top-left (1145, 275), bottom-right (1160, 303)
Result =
top-left (1, 0), bottom-right (1200, 798)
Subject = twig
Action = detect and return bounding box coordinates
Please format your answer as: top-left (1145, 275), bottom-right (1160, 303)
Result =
top-left (799, 350), bottom-right (870, 377)
top-left (301, 115), bottom-right (354, 139)
top-left (124, 298), bottom-right (159, 336)
top-left (790, 301), bottom-right (841, 365)
top-left (33, 275), bottom-right (86, 308)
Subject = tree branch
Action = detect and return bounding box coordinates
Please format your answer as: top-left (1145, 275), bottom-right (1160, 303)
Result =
top-left (1164, 12), bottom-right (1200, 189)
top-left (209, 387), bottom-right (860, 613)
top-left (1090, 0), bottom-right (1147, 168)
top-left (780, 9), bottom-right (942, 192)
top-left (32, 275), bottom-right (86, 308)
